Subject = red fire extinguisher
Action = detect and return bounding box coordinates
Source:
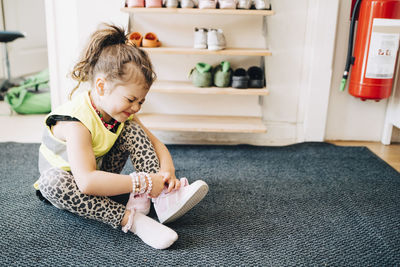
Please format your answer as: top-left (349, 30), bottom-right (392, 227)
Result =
top-left (341, 0), bottom-right (400, 101)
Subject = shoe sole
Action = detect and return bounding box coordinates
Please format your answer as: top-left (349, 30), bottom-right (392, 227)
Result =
top-left (207, 45), bottom-right (224, 51)
top-left (194, 44), bottom-right (207, 49)
top-left (160, 180), bottom-right (209, 224)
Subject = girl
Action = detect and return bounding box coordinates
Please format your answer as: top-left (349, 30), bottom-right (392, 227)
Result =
top-left (35, 24), bottom-right (208, 250)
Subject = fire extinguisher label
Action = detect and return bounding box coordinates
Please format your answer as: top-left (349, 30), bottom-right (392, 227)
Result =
top-left (365, 19), bottom-right (400, 79)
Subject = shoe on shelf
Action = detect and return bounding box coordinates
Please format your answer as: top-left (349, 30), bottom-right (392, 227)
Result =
top-left (198, 0), bottom-right (216, 9)
top-left (218, 0), bottom-right (237, 9)
top-left (126, 0), bottom-right (145, 7)
top-left (163, 0), bottom-right (179, 7)
top-left (237, 0), bottom-right (251, 9)
top-left (194, 27), bottom-right (207, 49)
top-left (232, 68), bottom-right (249, 89)
top-left (213, 61), bottom-right (232, 87)
top-left (181, 0), bottom-right (197, 8)
top-left (142, 32), bottom-right (162, 47)
top-left (253, 0), bottom-right (270, 10)
top-left (207, 29), bottom-right (226, 51)
top-left (189, 62), bottom-right (213, 87)
top-left (152, 178), bottom-right (209, 224)
top-left (128, 32), bottom-right (143, 47)
top-left (146, 0), bottom-right (162, 7)
top-left (247, 66), bottom-right (264, 88)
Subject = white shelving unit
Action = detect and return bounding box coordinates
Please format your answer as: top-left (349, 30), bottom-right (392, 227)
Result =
top-left (122, 7), bottom-right (273, 133)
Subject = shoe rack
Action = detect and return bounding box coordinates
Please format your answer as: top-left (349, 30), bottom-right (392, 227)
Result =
top-left (121, 7), bottom-right (274, 133)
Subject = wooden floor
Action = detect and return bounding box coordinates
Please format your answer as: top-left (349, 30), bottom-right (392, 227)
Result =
top-left (329, 141), bottom-right (400, 172)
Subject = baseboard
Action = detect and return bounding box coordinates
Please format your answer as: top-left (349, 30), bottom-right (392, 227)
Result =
top-left (153, 121), bottom-right (299, 146)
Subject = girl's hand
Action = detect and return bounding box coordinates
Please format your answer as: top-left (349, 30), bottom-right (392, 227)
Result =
top-left (148, 173), bottom-right (165, 198)
top-left (160, 171), bottom-right (181, 193)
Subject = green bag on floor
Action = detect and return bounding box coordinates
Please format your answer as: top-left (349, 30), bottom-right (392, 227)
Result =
top-left (4, 69), bottom-right (51, 114)
top-left (5, 87), bottom-right (51, 114)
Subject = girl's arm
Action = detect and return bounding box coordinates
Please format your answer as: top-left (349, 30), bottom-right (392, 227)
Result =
top-left (131, 115), bottom-right (180, 192)
top-left (63, 121), bottom-right (165, 196)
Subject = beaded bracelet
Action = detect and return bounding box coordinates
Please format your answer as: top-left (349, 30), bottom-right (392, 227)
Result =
top-left (129, 172), bottom-right (139, 194)
top-left (146, 173), bottom-right (152, 195)
top-left (129, 172), bottom-right (150, 195)
top-left (138, 172), bottom-right (152, 195)
top-left (138, 172), bottom-right (147, 195)
top-left (129, 172), bottom-right (146, 194)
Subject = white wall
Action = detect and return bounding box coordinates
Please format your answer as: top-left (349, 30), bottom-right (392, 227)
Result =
top-left (0, 0), bottom-right (48, 78)
top-left (46, 0), bottom-right (392, 145)
top-left (325, 0), bottom-right (392, 141)
top-left (45, 0), bottom-right (128, 108)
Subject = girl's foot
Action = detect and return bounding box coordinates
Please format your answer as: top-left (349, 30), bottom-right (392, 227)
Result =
top-left (122, 210), bottom-right (178, 249)
top-left (126, 193), bottom-right (150, 215)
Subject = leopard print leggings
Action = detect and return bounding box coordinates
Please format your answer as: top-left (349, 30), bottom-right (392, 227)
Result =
top-left (38, 120), bottom-right (160, 228)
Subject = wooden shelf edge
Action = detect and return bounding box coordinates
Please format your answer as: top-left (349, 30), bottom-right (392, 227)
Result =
top-left (137, 113), bottom-right (267, 133)
top-left (150, 81), bottom-right (269, 95)
top-left (141, 47), bottom-right (272, 56)
top-left (121, 7), bottom-right (275, 16)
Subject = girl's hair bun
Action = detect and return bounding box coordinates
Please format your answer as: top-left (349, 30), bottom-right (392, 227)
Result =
top-left (97, 24), bottom-right (127, 47)
top-left (70, 24), bottom-right (156, 99)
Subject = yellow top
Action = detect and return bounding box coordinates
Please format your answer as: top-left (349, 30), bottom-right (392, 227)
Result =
top-left (35, 91), bottom-right (124, 189)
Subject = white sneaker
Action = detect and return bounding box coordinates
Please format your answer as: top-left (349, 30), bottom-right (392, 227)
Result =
top-left (198, 0), bottom-right (216, 9)
top-left (181, 0), bottom-right (197, 7)
top-left (237, 0), bottom-right (251, 9)
top-left (207, 29), bottom-right (226, 51)
top-left (253, 0), bottom-right (270, 10)
top-left (163, 0), bottom-right (179, 7)
top-left (194, 27), bottom-right (208, 49)
top-left (218, 0), bottom-right (237, 9)
top-left (153, 178), bottom-right (209, 224)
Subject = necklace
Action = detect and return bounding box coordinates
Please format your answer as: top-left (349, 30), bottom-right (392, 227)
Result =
top-left (90, 100), bottom-right (119, 130)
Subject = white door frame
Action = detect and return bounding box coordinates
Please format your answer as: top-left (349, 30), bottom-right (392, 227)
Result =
top-left (298, 0), bottom-right (340, 142)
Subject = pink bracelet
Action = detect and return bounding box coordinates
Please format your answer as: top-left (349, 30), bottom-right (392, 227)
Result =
top-left (139, 172), bottom-right (152, 196)
top-left (129, 172), bottom-right (147, 195)
top-left (146, 174), bottom-right (152, 195)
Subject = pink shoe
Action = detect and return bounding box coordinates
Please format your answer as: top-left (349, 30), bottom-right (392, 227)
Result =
top-left (153, 178), bottom-right (209, 224)
top-left (126, 193), bottom-right (151, 215)
top-left (126, 0), bottom-right (145, 7)
top-left (146, 0), bottom-right (162, 7)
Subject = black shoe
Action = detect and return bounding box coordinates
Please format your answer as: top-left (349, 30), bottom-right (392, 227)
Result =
top-left (247, 66), bottom-right (264, 88)
top-left (232, 68), bottom-right (249, 89)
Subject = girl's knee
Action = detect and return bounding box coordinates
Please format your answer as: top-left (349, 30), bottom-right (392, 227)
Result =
top-left (124, 120), bottom-right (147, 137)
top-left (38, 168), bottom-right (74, 203)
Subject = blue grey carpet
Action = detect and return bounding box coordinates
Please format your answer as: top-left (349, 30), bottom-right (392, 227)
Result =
top-left (0, 142), bottom-right (399, 266)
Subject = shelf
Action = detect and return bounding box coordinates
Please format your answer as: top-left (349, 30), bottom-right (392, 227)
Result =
top-left (127, 8), bottom-right (270, 136)
top-left (121, 7), bottom-right (275, 16)
top-left (141, 47), bottom-right (271, 56)
top-left (150, 80), bottom-right (269, 95)
top-left (137, 114), bottom-right (267, 133)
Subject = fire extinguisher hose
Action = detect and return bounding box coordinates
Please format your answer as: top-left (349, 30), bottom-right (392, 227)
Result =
top-left (341, 0), bottom-right (363, 91)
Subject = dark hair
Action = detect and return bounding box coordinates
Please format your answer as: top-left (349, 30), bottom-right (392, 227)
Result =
top-left (70, 24), bottom-right (156, 99)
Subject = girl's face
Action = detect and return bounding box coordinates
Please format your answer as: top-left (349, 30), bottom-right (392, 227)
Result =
top-left (95, 75), bottom-right (148, 123)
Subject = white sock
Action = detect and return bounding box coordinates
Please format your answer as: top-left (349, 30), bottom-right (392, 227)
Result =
top-left (123, 211), bottom-right (178, 249)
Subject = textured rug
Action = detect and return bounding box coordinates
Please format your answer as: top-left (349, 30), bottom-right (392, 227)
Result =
top-left (0, 142), bottom-right (399, 266)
